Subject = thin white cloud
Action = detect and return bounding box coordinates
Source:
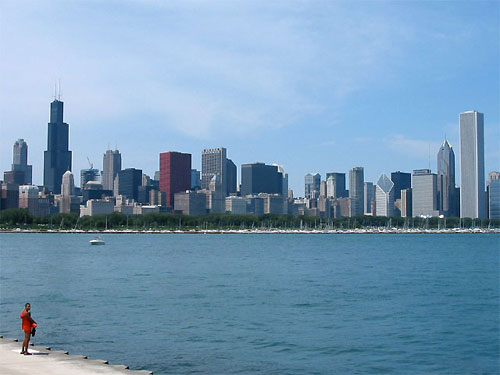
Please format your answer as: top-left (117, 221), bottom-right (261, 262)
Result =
top-left (386, 134), bottom-right (441, 160)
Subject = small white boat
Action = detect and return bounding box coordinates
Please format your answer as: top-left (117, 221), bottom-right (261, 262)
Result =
top-left (90, 237), bottom-right (105, 245)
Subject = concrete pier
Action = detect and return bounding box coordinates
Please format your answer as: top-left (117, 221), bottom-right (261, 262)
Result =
top-left (0, 337), bottom-right (153, 375)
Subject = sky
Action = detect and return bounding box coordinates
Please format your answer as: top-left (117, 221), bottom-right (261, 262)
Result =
top-left (1, 0), bottom-right (499, 195)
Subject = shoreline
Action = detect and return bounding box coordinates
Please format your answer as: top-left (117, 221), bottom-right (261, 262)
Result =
top-left (1, 228), bottom-right (498, 234)
top-left (0, 336), bottom-right (153, 375)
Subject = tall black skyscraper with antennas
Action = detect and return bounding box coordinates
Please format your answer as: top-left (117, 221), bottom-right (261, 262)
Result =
top-left (43, 97), bottom-right (72, 194)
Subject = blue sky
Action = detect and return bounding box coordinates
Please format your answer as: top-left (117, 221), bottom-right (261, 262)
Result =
top-left (1, 0), bottom-right (499, 194)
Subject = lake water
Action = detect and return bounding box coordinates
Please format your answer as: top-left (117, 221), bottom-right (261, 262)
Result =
top-left (0, 233), bottom-right (498, 374)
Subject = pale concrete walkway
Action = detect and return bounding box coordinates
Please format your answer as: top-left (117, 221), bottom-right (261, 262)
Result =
top-left (0, 337), bottom-right (153, 375)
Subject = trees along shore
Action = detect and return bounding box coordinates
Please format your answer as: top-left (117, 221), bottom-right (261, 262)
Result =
top-left (0, 208), bottom-right (499, 231)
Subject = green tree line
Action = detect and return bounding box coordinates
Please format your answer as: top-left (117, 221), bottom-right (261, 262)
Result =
top-left (1, 208), bottom-right (499, 230)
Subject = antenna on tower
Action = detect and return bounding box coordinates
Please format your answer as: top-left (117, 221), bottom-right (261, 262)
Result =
top-left (53, 81), bottom-right (57, 100)
top-left (57, 79), bottom-right (61, 100)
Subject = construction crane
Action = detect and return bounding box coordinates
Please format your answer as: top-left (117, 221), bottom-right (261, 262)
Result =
top-left (86, 156), bottom-right (93, 170)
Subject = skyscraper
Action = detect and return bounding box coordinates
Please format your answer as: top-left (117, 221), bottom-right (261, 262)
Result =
top-left (241, 163), bottom-right (283, 196)
top-left (412, 169), bottom-right (439, 217)
top-left (304, 173), bottom-right (321, 198)
top-left (11, 139), bottom-right (32, 184)
top-left (43, 99), bottom-right (72, 194)
top-left (60, 170), bottom-right (77, 214)
top-left (274, 164), bottom-right (288, 199)
top-left (390, 171), bottom-right (411, 201)
top-left (326, 173), bottom-right (347, 198)
top-left (375, 174), bottom-right (394, 217)
top-left (226, 158), bottom-right (237, 195)
top-left (102, 149), bottom-right (122, 191)
top-left (349, 167), bottom-right (364, 217)
top-left (115, 168), bottom-right (143, 201)
top-left (191, 169), bottom-right (201, 190)
top-left (489, 179), bottom-right (500, 219)
top-left (364, 182), bottom-right (375, 215)
top-left (401, 188), bottom-right (412, 217)
top-left (437, 139), bottom-right (457, 217)
top-left (159, 151), bottom-right (192, 207)
top-left (202, 148), bottom-right (227, 196)
top-left (61, 171), bottom-right (75, 197)
top-left (459, 110), bottom-right (485, 218)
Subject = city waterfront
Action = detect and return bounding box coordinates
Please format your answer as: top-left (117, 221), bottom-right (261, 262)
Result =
top-left (0, 233), bottom-right (498, 374)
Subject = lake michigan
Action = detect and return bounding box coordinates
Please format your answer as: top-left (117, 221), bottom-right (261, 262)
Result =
top-left (0, 233), bottom-right (498, 374)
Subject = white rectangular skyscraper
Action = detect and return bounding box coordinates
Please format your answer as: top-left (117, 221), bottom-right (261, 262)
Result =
top-left (412, 169), bottom-right (439, 217)
top-left (459, 111), bottom-right (485, 218)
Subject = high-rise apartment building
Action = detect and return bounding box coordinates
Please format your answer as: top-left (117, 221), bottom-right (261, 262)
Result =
top-left (11, 139), bottom-right (32, 184)
top-left (202, 148), bottom-right (228, 196)
top-left (412, 169), bottom-right (439, 217)
top-left (304, 173), bottom-right (321, 198)
top-left (326, 173), bottom-right (347, 198)
top-left (43, 99), bottom-right (72, 194)
top-left (102, 149), bottom-right (122, 191)
top-left (375, 174), bottom-right (394, 217)
top-left (349, 167), bottom-right (364, 217)
top-left (241, 163), bottom-right (283, 196)
top-left (459, 110), bottom-right (485, 218)
top-left (159, 151), bottom-right (192, 207)
top-left (436, 140), bottom-right (457, 217)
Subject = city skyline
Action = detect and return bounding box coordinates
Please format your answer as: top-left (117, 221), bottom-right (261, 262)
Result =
top-left (0, 1), bottom-right (499, 194)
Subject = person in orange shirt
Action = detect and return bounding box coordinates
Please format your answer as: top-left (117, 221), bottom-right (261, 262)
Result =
top-left (20, 303), bottom-right (36, 355)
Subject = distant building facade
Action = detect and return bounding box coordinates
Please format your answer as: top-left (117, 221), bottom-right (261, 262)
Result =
top-left (191, 169), bottom-right (201, 190)
top-left (159, 151), bottom-right (192, 207)
top-left (202, 148), bottom-right (228, 196)
top-left (43, 99), bottom-right (72, 194)
top-left (326, 173), bottom-right (347, 198)
top-left (115, 168), bottom-right (142, 202)
top-left (489, 179), bottom-right (500, 219)
top-left (375, 174), bottom-right (394, 217)
top-left (102, 149), bottom-right (122, 191)
top-left (241, 163), bottom-right (283, 196)
top-left (437, 140), bottom-right (457, 217)
top-left (10, 139), bottom-right (32, 184)
top-left (174, 191), bottom-right (207, 215)
top-left (390, 171), bottom-right (411, 201)
top-left (61, 170), bottom-right (75, 197)
top-left (80, 168), bottom-right (100, 188)
top-left (304, 173), bottom-right (321, 198)
top-left (460, 110), bottom-right (485, 218)
top-left (226, 159), bottom-right (237, 195)
top-left (349, 167), bottom-right (364, 217)
top-left (401, 188), bottom-right (412, 218)
top-left (1, 182), bottom-right (19, 210)
top-left (412, 169), bottom-right (439, 217)
top-left (364, 182), bottom-right (375, 215)
top-left (225, 196), bottom-right (247, 214)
